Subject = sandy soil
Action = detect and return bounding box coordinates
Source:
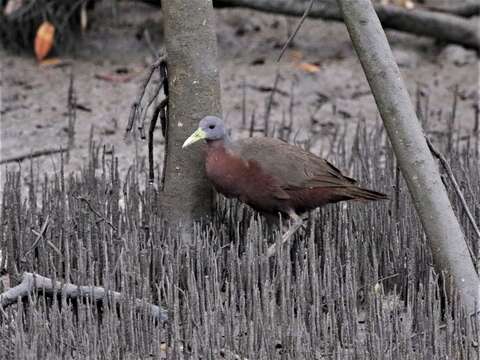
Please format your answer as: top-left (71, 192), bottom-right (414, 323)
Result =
top-left (0, 1), bottom-right (478, 188)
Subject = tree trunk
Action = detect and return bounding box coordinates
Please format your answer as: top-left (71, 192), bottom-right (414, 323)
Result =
top-left (336, 0), bottom-right (480, 314)
top-left (161, 0), bottom-right (222, 228)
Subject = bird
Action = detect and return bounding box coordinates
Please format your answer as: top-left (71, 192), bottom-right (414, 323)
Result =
top-left (182, 116), bottom-right (387, 255)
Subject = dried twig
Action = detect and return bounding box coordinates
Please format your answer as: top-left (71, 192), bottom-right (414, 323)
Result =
top-left (149, 98), bottom-right (168, 183)
top-left (126, 56), bottom-right (168, 185)
top-left (66, 69), bottom-right (77, 163)
top-left (143, 28), bottom-right (160, 58)
top-left (248, 109), bottom-right (256, 137)
top-left (0, 272), bottom-right (168, 322)
top-left (0, 148), bottom-right (67, 165)
top-left (264, 72), bottom-right (281, 136)
top-left (126, 56), bottom-right (166, 134)
top-left (276, 0), bottom-right (315, 62)
top-left (139, 80), bottom-right (164, 140)
top-left (24, 216), bottom-right (51, 257)
top-left (76, 196), bottom-right (117, 231)
top-left (241, 77), bottom-right (247, 128)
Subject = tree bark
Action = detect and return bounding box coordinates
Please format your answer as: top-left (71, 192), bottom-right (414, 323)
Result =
top-left (336, 0), bottom-right (480, 314)
top-left (161, 0), bottom-right (222, 227)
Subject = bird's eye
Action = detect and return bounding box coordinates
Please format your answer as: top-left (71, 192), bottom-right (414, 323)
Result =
top-left (209, 125), bottom-right (215, 129)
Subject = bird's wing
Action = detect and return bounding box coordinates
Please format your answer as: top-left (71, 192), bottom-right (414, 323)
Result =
top-left (234, 137), bottom-right (356, 190)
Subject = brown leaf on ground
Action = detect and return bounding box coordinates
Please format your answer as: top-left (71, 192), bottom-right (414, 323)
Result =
top-left (381, 0), bottom-right (415, 9)
top-left (94, 70), bottom-right (141, 83)
top-left (288, 50), bottom-right (304, 63)
top-left (296, 62), bottom-right (320, 73)
top-left (39, 58), bottom-right (66, 67)
top-left (34, 21), bottom-right (55, 62)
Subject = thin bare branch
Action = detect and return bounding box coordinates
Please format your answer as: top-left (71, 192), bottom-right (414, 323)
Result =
top-left (276, 0), bottom-right (315, 62)
top-left (75, 196), bottom-right (117, 231)
top-left (126, 56), bottom-right (166, 134)
top-left (24, 216), bottom-right (51, 257)
top-left (427, 137), bottom-right (480, 241)
top-left (0, 148), bottom-right (67, 165)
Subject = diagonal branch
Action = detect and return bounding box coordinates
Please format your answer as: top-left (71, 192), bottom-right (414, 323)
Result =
top-left (336, 0), bottom-right (480, 315)
top-left (426, 138), bottom-right (480, 242)
top-left (276, 0), bottom-right (314, 62)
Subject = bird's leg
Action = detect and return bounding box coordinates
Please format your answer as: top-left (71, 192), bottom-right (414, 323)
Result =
top-left (267, 209), bottom-right (303, 258)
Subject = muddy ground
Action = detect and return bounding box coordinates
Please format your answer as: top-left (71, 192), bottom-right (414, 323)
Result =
top-left (0, 1), bottom-right (478, 187)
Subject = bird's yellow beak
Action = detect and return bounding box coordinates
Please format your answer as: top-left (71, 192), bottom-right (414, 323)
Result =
top-left (182, 128), bottom-right (207, 148)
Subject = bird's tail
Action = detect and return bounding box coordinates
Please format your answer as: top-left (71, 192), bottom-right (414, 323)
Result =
top-left (348, 186), bottom-right (388, 201)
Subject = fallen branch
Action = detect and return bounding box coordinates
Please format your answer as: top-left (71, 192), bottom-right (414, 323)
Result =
top-left (0, 272), bottom-right (169, 322)
top-left (141, 0), bottom-right (479, 49)
top-left (0, 148), bottom-right (67, 165)
top-left (219, 0), bottom-right (480, 50)
top-left (423, 2), bottom-right (480, 18)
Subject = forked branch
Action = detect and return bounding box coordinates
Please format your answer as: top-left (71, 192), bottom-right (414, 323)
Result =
top-left (126, 55), bottom-right (168, 183)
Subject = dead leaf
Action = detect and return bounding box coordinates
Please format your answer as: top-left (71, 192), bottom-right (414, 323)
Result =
top-left (95, 73), bottom-right (138, 83)
top-left (4, 0), bottom-right (23, 16)
top-left (35, 21), bottom-right (55, 62)
top-left (288, 50), bottom-right (304, 63)
top-left (404, 0), bottom-right (415, 9)
top-left (381, 0), bottom-right (415, 9)
top-left (39, 58), bottom-right (64, 67)
top-left (80, 2), bottom-right (88, 32)
top-left (296, 62), bottom-right (320, 73)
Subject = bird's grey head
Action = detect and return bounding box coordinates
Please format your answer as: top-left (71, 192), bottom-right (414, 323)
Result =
top-left (182, 116), bottom-right (226, 148)
top-left (198, 116), bottom-right (226, 141)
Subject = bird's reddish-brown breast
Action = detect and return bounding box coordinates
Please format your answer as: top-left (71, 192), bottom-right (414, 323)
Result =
top-left (204, 140), bottom-right (290, 214)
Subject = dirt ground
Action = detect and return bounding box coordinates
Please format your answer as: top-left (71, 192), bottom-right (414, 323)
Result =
top-left (0, 1), bottom-right (478, 187)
